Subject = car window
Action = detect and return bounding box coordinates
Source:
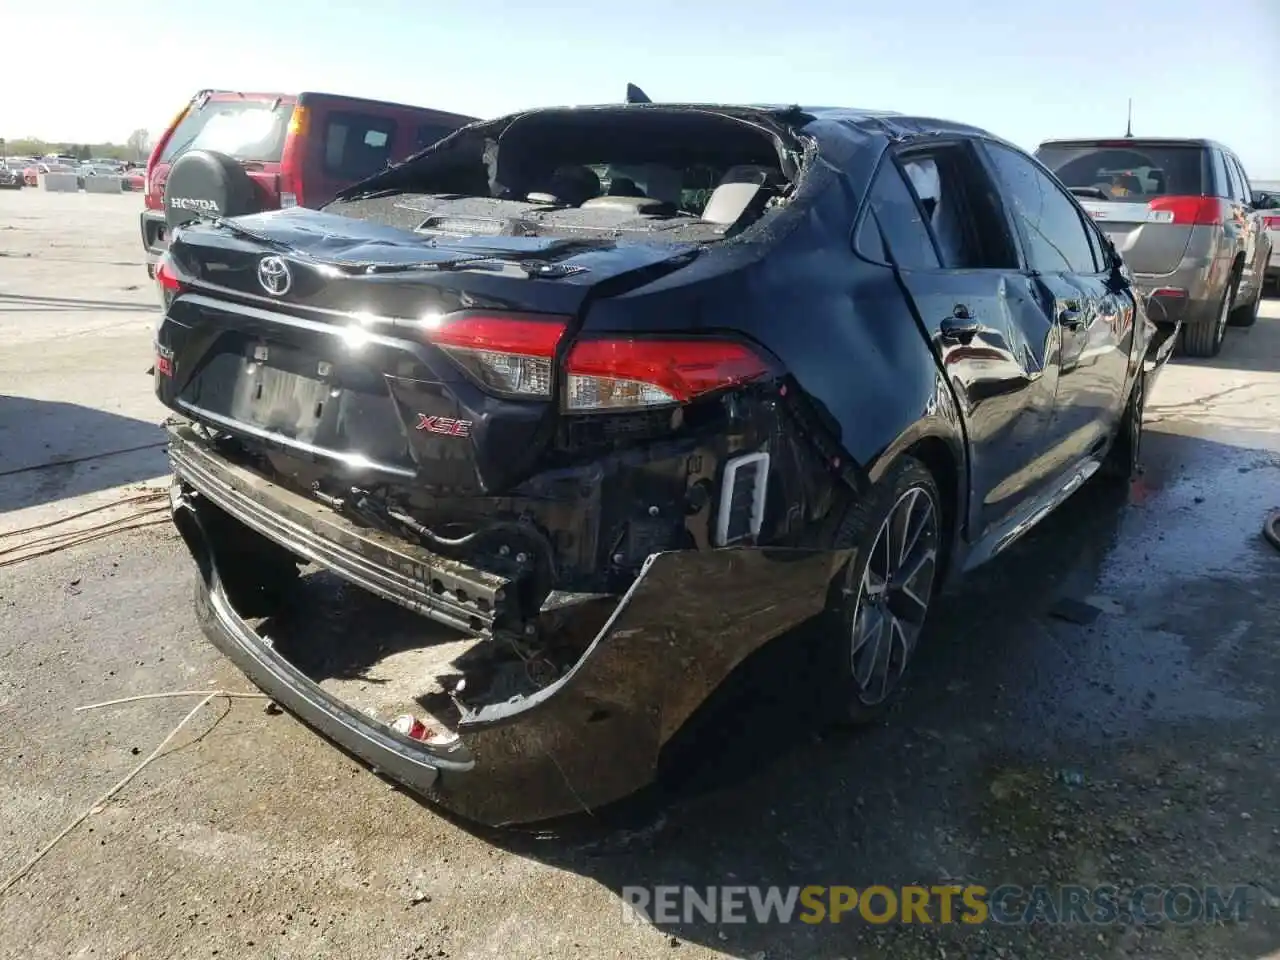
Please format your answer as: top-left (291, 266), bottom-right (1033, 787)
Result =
top-left (159, 100), bottom-right (294, 165)
top-left (1230, 156), bottom-right (1251, 201)
top-left (887, 143), bottom-right (1021, 270)
top-left (1034, 142), bottom-right (1206, 201)
top-left (983, 142), bottom-right (1100, 274)
top-left (323, 113), bottom-right (398, 180)
top-left (855, 158), bottom-right (941, 270)
top-left (1210, 150), bottom-right (1230, 198)
top-left (1082, 211), bottom-right (1104, 271)
top-left (1222, 155), bottom-right (1243, 201)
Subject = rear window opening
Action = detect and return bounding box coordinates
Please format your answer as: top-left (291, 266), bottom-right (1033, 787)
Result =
top-left (1035, 142), bottom-right (1207, 202)
top-left (330, 107), bottom-right (801, 240)
top-left (160, 98), bottom-right (295, 165)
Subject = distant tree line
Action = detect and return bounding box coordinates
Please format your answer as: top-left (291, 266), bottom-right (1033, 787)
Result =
top-left (0, 129), bottom-right (151, 162)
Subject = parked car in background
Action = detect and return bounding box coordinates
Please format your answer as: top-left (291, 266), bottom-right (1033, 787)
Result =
top-left (0, 159), bottom-right (25, 189)
top-left (1034, 137), bottom-right (1270, 357)
top-left (154, 101), bottom-right (1162, 826)
top-left (76, 163), bottom-right (119, 190)
top-left (140, 89), bottom-right (476, 276)
top-left (1255, 185), bottom-right (1280, 292)
top-left (121, 167), bottom-right (145, 192)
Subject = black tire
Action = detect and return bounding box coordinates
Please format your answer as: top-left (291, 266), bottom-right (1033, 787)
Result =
top-left (1099, 367), bottom-right (1145, 484)
top-left (1229, 276), bottom-right (1262, 327)
top-left (818, 457), bottom-right (944, 725)
top-left (163, 149), bottom-right (260, 231)
top-left (1180, 275), bottom-right (1236, 358)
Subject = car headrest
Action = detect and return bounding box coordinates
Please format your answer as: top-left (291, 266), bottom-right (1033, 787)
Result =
top-left (700, 165), bottom-right (785, 226)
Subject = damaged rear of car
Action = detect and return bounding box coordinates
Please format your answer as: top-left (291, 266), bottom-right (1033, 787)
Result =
top-left (155, 102), bottom-right (1147, 825)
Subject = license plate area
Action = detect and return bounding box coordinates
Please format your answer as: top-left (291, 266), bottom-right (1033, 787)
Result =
top-left (231, 343), bottom-right (335, 444)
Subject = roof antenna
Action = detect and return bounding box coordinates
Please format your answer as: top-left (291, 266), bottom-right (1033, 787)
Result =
top-left (1124, 98), bottom-right (1134, 138)
top-left (626, 83), bottom-right (651, 104)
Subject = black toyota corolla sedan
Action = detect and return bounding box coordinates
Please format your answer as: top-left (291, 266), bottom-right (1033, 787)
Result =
top-left (151, 102), bottom-right (1169, 825)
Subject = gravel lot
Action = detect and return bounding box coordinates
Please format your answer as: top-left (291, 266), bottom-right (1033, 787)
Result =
top-left (1, 189), bottom-right (1279, 960)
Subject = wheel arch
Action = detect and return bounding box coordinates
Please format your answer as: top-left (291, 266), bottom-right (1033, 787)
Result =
top-left (867, 419), bottom-right (969, 585)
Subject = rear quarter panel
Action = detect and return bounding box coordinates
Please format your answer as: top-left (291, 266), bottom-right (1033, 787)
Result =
top-left (582, 129), bottom-right (968, 525)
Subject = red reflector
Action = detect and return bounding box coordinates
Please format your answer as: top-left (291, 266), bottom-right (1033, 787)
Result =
top-left (1148, 196), bottom-right (1223, 226)
top-left (1151, 288), bottom-right (1186, 299)
top-left (155, 256), bottom-right (183, 293)
top-left (566, 339), bottom-right (769, 408)
top-left (429, 313), bottom-right (567, 357)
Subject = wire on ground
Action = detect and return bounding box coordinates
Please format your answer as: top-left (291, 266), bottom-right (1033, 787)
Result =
top-left (0, 689), bottom-right (270, 898)
top-left (0, 489), bottom-right (171, 569)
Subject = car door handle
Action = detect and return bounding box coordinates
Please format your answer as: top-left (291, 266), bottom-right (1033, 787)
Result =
top-left (1058, 308), bottom-right (1085, 329)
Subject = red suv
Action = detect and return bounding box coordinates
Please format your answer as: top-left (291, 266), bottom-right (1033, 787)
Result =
top-left (141, 90), bottom-right (476, 275)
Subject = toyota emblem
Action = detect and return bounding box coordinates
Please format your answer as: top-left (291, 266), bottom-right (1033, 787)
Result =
top-left (257, 256), bottom-right (292, 296)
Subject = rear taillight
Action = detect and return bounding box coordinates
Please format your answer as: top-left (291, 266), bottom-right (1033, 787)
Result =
top-left (431, 313), bottom-right (566, 399)
top-left (155, 256), bottom-right (183, 293)
top-left (427, 313), bottom-right (770, 410)
top-left (1148, 196), bottom-right (1224, 226)
top-left (565, 339), bottom-right (769, 411)
top-left (155, 254), bottom-right (187, 311)
top-left (278, 106), bottom-right (308, 208)
top-left (1264, 215), bottom-right (1280, 230)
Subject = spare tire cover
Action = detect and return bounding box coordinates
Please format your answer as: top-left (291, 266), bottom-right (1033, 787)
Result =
top-left (163, 149), bottom-right (259, 229)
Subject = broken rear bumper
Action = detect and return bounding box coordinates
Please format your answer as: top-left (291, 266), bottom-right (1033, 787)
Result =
top-left (168, 427), bottom-right (847, 826)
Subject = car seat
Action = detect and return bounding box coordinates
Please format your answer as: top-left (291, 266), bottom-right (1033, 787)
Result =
top-left (700, 165), bottom-right (784, 226)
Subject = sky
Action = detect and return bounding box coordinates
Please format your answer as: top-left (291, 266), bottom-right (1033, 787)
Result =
top-left (5, 0), bottom-right (1279, 177)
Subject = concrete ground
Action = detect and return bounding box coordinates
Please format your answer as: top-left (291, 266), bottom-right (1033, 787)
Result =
top-left (1, 189), bottom-right (1279, 960)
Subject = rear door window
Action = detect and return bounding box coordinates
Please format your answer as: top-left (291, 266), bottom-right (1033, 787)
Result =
top-left (322, 113), bottom-right (398, 180)
top-left (984, 142), bottom-right (1100, 275)
top-left (897, 143), bottom-right (1020, 270)
top-left (1034, 142), bottom-right (1207, 202)
top-left (159, 100), bottom-right (294, 164)
top-left (855, 158), bottom-right (941, 270)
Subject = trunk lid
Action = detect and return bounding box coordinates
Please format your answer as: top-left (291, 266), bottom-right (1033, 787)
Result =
top-left (1072, 197), bottom-right (1196, 275)
top-left (160, 207), bottom-right (700, 495)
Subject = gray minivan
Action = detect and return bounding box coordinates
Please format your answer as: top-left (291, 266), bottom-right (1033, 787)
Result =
top-left (1034, 137), bottom-right (1271, 357)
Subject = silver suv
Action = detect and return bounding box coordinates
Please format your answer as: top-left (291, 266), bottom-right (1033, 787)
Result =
top-left (1034, 137), bottom-right (1271, 357)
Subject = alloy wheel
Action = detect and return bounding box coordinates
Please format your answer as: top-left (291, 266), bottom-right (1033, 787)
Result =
top-left (849, 486), bottom-right (939, 705)
top-left (1215, 283), bottom-right (1233, 345)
